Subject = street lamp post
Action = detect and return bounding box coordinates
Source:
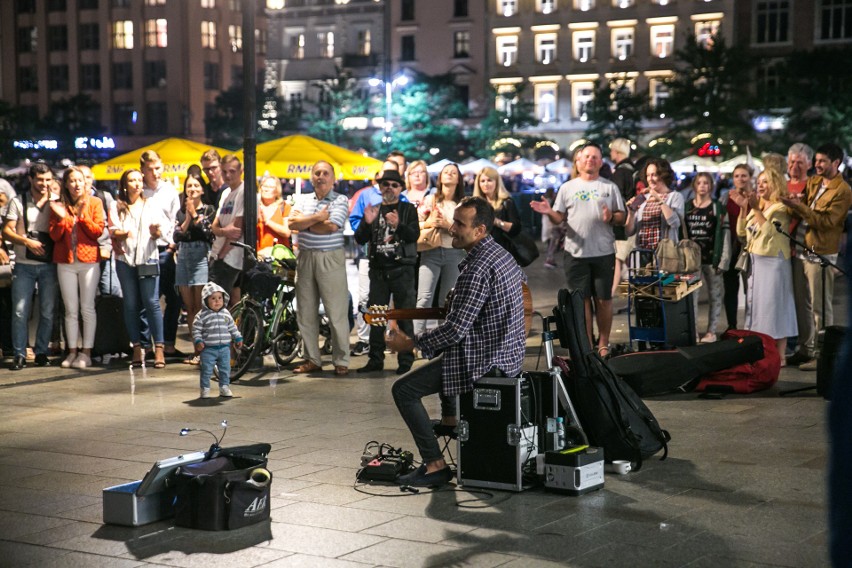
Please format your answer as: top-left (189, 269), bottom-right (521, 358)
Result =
top-left (369, 74), bottom-right (409, 151)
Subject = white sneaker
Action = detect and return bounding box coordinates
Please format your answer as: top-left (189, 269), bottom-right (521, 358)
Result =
top-left (72, 353), bottom-right (92, 369)
top-left (61, 353), bottom-right (77, 368)
top-left (200, 388), bottom-right (211, 399)
top-left (219, 385), bottom-right (233, 398)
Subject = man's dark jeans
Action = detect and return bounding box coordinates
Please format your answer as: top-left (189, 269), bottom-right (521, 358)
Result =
top-left (391, 355), bottom-right (457, 463)
top-left (158, 248), bottom-right (180, 346)
top-left (368, 265), bottom-right (416, 368)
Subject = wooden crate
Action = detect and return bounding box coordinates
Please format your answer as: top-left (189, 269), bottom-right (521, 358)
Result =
top-left (617, 279), bottom-right (702, 301)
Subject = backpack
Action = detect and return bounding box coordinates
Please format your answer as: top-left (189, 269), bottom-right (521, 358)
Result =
top-left (553, 289), bottom-right (671, 469)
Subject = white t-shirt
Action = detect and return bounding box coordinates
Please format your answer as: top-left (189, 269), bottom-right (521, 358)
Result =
top-left (143, 179), bottom-right (180, 246)
top-left (211, 182), bottom-right (244, 269)
top-left (553, 177), bottom-right (625, 258)
top-left (5, 192), bottom-right (53, 265)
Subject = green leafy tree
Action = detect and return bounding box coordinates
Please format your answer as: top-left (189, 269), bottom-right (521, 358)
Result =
top-left (205, 85), bottom-right (296, 149)
top-left (304, 67), bottom-right (371, 150)
top-left (659, 32), bottom-right (755, 156)
top-left (40, 94), bottom-right (105, 159)
top-left (779, 46), bottom-right (852, 151)
top-left (468, 83), bottom-right (539, 158)
top-left (583, 77), bottom-right (648, 148)
top-left (375, 73), bottom-right (469, 162)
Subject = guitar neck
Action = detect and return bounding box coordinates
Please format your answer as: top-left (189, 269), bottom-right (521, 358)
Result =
top-left (365, 307), bottom-right (446, 326)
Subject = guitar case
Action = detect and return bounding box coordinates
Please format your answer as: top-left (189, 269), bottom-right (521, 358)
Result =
top-left (608, 334), bottom-right (765, 396)
top-left (552, 289), bottom-right (670, 469)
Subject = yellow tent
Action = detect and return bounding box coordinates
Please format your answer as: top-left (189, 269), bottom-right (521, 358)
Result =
top-left (249, 134), bottom-right (383, 181)
top-left (91, 138), bottom-right (233, 182)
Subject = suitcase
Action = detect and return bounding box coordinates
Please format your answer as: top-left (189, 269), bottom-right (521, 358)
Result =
top-left (92, 292), bottom-right (131, 356)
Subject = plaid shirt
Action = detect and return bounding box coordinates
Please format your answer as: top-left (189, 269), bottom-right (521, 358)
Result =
top-left (415, 236), bottom-right (527, 396)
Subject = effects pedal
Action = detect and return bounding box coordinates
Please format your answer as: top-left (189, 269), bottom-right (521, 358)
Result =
top-left (357, 446), bottom-right (414, 482)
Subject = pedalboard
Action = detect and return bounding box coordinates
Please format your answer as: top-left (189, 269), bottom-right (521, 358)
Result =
top-left (357, 446), bottom-right (414, 482)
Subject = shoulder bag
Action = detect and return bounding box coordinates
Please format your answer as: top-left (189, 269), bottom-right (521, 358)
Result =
top-left (21, 192), bottom-right (55, 263)
top-left (655, 207), bottom-right (701, 274)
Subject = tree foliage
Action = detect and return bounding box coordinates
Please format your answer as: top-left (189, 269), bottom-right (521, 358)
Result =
top-left (779, 46), bottom-right (852, 152)
top-left (303, 67), bottom-right (372, 150)
top-left (205, 85), bottom-right (296, 149)
top-left (583, 77), bottom-right (648, 148)
top-left (467, 83), bottom-right (539, 158)
top-left (659, 32), bottom-right (755, 155)
top-left (375, 73), bottom-right (469, 162)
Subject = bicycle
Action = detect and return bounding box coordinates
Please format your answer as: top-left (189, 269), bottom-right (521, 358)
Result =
top-left (218, 241), bottom-right (303, 381)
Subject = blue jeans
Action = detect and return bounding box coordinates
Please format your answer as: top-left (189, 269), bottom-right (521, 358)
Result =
top-left (159, 249), bottom-right (181, 346)
top-left (12, 262), bottom-right (58, 357)
top-left (200, 344), bottom-right (230, 389)
top-left (391, 355), bottom-right (457, 463)
top-left (115, 260), bottom-right (164, 345)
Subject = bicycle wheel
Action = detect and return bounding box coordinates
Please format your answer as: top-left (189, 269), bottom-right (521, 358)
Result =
top-left (272, 330), bottom-right (301, 366)
top-left (231, 305), bottom-right (263, 380)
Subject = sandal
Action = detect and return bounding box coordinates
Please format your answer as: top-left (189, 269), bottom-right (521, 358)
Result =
top-left (597, 345), bottom-right (611, 359)
top-left (131, 345), bottom-right (144, 368)
top-left (153, 344), bottom-right (166, 369)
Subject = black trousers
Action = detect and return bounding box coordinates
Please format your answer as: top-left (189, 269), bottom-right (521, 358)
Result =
top-left (368, 264), bottom-right (416, 368)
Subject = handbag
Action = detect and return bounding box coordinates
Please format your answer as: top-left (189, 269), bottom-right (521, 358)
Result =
top-left (505, 231), bottom-right (540, 267)
top-left (734, 248), bottom-right (751, 273)
top-left (134, 200), bottom-right (160, 278)
top-left (416, 226), bottom-right (442, 252)
top-left (655, 218), bottom-right (701, 274)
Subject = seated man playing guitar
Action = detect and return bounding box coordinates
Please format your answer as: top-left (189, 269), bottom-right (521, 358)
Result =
top-left (386, 196), bottom-right (528, 487)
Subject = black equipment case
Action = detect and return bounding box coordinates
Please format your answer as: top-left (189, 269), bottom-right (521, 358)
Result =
top-left (173, 443), bottom-right (272, 531)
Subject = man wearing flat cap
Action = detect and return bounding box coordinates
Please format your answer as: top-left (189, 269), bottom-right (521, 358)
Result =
top-left (354, 169), bottom-right (420, 374)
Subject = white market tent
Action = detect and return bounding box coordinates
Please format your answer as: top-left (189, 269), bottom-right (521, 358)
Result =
top-left (669, 155), bottom-right (721, 174)
top-left (717, 154), bottom-right (765, 173)
top-left (498, 158), bottom-right (544, 176)
top-left (459, 158), bottom-right (500, 175)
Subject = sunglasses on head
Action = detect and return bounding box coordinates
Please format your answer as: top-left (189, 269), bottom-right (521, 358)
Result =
top-left (380, 181), bottom-right (401, 188)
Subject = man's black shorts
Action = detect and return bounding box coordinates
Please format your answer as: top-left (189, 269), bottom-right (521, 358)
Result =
top-left (562, 252), bottom-right (615, 300)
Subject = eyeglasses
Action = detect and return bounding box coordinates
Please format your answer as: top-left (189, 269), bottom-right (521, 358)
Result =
top-left (202, 165), bottom-right (220, 172)
top-left (380, 181), bottom-right (401, 189)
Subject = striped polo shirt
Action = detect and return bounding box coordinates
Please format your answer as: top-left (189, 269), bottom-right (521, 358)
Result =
top-left (290, 189), bottom-right (349, 250)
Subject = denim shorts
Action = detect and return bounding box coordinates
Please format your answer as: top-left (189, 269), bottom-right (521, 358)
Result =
top-left (175, 241), bottom-right (210, 287)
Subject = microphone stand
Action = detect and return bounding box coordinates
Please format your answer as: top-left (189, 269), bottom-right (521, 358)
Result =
top-left (771, 221), bottom-right (847, 396)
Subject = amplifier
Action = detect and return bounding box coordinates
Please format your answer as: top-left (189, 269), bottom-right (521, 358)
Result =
top-left (457, 376), bottom-right (538, 492)
top-left (543, 447), bottom-right (605, 496)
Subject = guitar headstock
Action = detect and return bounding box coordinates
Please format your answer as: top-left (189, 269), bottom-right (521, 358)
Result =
top-left (364, 305), bottom-right (389, 326)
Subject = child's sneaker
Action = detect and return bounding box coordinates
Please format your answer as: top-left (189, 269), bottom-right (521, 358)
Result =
top-left (200, 388), bottom-right (211, 399)
top-left (219, 385), bottom-right (233, 398)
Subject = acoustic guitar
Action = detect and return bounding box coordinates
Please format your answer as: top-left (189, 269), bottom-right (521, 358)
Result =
top-left (364, 282), bottom-right (534, 337)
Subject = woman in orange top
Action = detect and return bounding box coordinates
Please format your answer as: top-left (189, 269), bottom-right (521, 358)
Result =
top-left (257, 175), bottom-right (291, 251)
top-left (49, 167), bottom-right (105, 369)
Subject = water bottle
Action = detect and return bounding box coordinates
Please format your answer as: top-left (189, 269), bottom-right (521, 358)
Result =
top-left (556, 417), bottom-right (566, 450)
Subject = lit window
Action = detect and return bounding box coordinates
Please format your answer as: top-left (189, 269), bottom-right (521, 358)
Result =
top-left (145, 0), bottom-right (165, 5)
top-left (536, 33), bottom-right (557, 64)
top-left (495, 85), bottom-right (517, 113)
top-left (145, 19), bottom-right (167, 48)
top-left (255, 29), bottom-right (267, 54)
top-left (573, 30), bottom-right (595, 62)
top-left (535, 84), bottom-right (557, 122)
top-left (537, 0), bottom-right (555, 13)
top-left (650, 25), bottom-right (674, 58)
top-left (819, 0), bottom-right (852, 40)
top-left (113, 20), bottom-right (134, 49)
top-left (652, 0), bottom-right (671, 4)
top-left (500, 0), bottom-right (517, 17)
top-left (612, 28), bottom-right (633, 60)
top-left (650, 78), bottom-right (670, 109)
top-left (201, 21), bottom-right (217, 49)
top-left (574, 0), bottom-right (595, 10)
top-left (201, 0), bottom-right (216, 7)
top-left (496, 35), bottom-right (518, 66)
top-left (755, 0), bottom-right (790, 44)
top-left (358, 29), bottom-right (371, 56)
top-left (318, 31), bottom-right (334, 58)
top-left (613, 0), bottom-right (634, 7)
top-left (695, 19), bottom-right (720, 47)
top-left (290, 33), bottom-right (305, 59)
top-left (572, 81), bottom-right (594, 121)
top-left (229, 24), bottom-right (242, 52)
top-left (454, 31), bottom-right (471, 58)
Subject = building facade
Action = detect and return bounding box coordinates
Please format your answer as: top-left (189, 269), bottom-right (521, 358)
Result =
top-left (0, 0), bottom-right (266, 155)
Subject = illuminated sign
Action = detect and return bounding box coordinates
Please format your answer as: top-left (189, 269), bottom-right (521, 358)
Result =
top-left (75, 136), bottom-right (116, 150)
top-left (13, 139), bottom-right (58, 150)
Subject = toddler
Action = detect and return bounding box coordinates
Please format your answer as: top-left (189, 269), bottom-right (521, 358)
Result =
top-left (193, 282), bottom-right (242, 399)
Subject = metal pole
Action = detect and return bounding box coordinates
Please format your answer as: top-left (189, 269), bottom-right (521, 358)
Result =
top-left (243, 0), bottom-right (257, 251)
top-left (383, 0), bottom-right (392, 151)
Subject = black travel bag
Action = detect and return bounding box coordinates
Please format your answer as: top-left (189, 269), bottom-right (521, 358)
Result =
top-left (173, 443), bottom-right (272, 531)
top-left (552, 289), bottom-right (670, 470)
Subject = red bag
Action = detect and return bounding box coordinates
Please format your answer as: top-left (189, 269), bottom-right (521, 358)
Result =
top-left (695, 329), bottom-right (780, 394)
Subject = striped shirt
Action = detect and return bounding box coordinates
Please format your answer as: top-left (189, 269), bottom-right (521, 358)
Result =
top-left (416, 236), bottom-right (527, 396)
top-left (290, 190), bottom-right (349, 250)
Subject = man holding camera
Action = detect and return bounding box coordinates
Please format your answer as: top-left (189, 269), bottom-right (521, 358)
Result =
top-left (354, 169), bottom-right (420, 375)
top-left (3, 163), bottom-right (58, 370)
